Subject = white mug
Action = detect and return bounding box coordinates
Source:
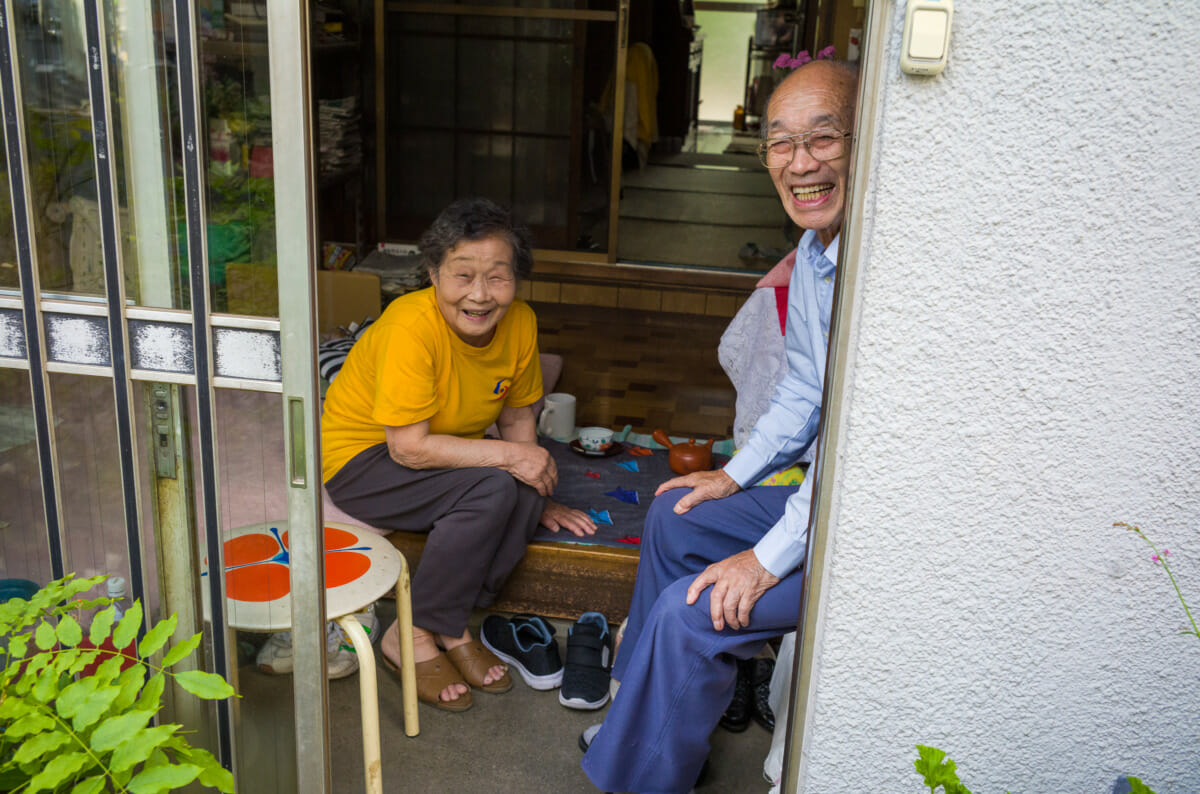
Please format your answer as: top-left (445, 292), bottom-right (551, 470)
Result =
top-left (537, 392), bottom-right (576, 441)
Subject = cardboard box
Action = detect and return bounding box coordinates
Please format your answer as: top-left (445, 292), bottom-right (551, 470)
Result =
top-left (317, 269), bottom-right (381, 334)
top-left (224, 265), bottom-right (381, 334)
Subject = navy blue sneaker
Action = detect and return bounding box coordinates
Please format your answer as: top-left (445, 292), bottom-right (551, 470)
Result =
top-left (559, 612), bottom-right (612, 710)
top-left (480, 613), bottom-right (563, 690)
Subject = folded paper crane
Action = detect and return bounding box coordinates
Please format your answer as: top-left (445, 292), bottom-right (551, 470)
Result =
top-left (605, 487), bottom-right (639, 505)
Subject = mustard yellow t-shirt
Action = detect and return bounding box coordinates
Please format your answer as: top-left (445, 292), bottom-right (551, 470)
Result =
top-left (321, 287), bottom-right (543, 482)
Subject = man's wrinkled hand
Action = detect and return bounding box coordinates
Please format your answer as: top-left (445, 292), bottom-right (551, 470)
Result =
top-left (685, 550), bottom-right (780, 631)
top-left (539, 500), bottom-right (596, 538)
top-left (654, 469), bottom-right (740, 514)
top-left (506, 444), bottom-right (557, 496)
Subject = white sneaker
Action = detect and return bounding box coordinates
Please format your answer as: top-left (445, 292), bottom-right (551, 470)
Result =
top-left (339, 603), bottom-right (380, 654)
top-left (256, 621), bottom-right (360, 680)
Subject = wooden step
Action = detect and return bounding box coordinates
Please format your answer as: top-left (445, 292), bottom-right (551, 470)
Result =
top-left (386, 532), bottom-right (639, 623)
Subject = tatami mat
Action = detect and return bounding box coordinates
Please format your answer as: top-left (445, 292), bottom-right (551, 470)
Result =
top-left (647, 151), bottom-right (760, 171)
top-left (619, 188), bottom-right (786, 227)
top-left (615, 217), bottom-right (791, 270)
top-left (620, 165), bottom-right (777, 197)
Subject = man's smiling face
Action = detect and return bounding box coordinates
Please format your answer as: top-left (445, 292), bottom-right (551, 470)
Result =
top-left (764, 61), bottom-right (857, 246)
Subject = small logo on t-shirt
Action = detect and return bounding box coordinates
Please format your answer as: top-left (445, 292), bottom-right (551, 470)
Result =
top-left (492, 378), bottom-right (511, 399)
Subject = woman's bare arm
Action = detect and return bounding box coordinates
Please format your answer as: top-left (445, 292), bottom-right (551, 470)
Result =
top-left (385, 409), bottom-right (557, 495)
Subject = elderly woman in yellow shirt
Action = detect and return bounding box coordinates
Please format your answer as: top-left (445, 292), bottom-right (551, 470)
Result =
top-left (321, 198), bottom-right (594, 711)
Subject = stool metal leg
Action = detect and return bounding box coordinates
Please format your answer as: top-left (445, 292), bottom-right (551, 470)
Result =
top-left (336, 615), bottom-right (382, 794)
top-left (394, 553), bottom-right (419, 737)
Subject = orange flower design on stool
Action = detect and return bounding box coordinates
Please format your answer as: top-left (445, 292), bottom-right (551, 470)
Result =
top-left (221, 525), bottom-right (372, 602)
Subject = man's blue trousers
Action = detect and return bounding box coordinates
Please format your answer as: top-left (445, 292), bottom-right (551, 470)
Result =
top-left (581, 484), bottom-right (805, 793)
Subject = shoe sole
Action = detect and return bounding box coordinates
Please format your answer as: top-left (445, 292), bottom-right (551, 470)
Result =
top-left (718, 716), bottom-right (750, 733)
top-left (559, 690), bottom-right (609, 710)
top-left (257, 663), bottom-right (359, 680)
top-left (480, 634), bottom-right (563, 690)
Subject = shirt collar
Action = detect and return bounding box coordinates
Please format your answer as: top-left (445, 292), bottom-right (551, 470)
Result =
top-left (797, 229), bottom-right (840, 278)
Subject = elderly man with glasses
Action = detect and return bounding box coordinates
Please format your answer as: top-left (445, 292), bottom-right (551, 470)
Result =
top-left (580, 59), bottom-right (860, 794)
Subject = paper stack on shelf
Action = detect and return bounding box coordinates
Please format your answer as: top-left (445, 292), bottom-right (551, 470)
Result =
top-left (354, 247), bottom-right (427, 297)
top-left (318, 96), bottom-right (361, 179)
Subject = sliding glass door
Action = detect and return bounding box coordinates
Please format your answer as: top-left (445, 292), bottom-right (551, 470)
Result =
top-left (0, 1), bottom-right (328, 790)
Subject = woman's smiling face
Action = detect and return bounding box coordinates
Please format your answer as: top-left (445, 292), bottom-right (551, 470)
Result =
top-left (429, 234), bottom-right (518, 347)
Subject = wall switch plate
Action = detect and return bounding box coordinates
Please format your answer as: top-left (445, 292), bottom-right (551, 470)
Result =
top-left (900, 0), bottom-right (953, 76)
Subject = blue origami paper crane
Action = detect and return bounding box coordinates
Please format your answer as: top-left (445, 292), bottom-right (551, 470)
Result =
top-left (588, 508), bottom-right (613, 526)
top-left (605, 487), bottom-right (639, 505)
top-left (615, 460), bottom-right (639, 473)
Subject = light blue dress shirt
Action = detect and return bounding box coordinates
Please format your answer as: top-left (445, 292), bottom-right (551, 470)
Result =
top-left (722, 229), bottom-right (839, 577)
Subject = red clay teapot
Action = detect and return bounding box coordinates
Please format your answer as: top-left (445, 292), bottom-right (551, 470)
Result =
top-left (652, 429), bottom-right (714, 475)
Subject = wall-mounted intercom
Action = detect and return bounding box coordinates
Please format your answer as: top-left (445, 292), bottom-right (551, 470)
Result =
top-left (900, 0), bottom-right (953, 76)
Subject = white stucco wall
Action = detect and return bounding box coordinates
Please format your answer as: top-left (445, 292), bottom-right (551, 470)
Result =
top-left (801, 2), bottom-right (1200, 792)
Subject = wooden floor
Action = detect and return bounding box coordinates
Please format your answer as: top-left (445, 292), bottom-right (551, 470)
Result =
top-left (532, 301), bottom-right (737, 440)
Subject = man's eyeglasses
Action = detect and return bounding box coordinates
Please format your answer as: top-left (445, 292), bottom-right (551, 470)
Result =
top-left (757, 130), bottom-right (853, 168)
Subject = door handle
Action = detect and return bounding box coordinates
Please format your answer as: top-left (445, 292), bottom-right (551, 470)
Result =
top-left (289, 397), bottom-right (306, 487)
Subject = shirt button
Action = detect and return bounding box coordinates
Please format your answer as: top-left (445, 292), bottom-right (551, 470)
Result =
top-left (823, 276), bottom-right (831, 283)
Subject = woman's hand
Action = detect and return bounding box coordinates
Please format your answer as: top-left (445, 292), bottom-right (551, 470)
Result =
top-left (504, 443), bottom-right (558, 496)
top-left (539, 500), bottom-right (597, 538)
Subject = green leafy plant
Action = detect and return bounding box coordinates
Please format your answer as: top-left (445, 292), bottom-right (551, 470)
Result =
top-left (1115, 522), bottom-right (1198, 642)
top-left (912, 524), bottom-right (1190, 794)
top-left (914, 746), bottom-right (1158, 794)
top-left (0, 574), bottom-right (236, 793)
top-left (914, 745), bottom-right (974, 794)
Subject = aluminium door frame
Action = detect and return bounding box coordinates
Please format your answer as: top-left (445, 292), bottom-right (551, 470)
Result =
top-left (0, 0), bottom-right (330, 788)
top-left (780, 0), bottom-right (890, 790)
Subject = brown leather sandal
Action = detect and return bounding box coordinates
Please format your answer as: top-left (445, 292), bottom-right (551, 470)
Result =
top-left (445, 640), bottom-right (513, 693)
top-left (384, 650), bottom-right (473, 712)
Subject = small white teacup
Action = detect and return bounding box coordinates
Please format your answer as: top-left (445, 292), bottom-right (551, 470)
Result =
top-left (578, 426), bottom-right (614, 452)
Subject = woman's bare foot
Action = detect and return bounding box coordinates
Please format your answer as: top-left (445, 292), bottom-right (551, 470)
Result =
top-left (382, 622), bottom-right (469, 704)
top-left (439, 628), bottom-right (507, 687)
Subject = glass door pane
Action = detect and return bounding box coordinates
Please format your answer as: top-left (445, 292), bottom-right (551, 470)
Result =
top-left (11, 1), bottom-right (99, 296)
top-left (0, 371), bottom-right (51, 588)
top-left (0, 1), bottom-right (324, 790)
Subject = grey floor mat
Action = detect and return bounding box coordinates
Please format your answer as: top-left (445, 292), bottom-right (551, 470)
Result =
top-left (532, 437), bottom-right (730, 548)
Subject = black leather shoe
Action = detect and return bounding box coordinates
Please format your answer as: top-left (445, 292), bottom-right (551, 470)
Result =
top-left (718, 658), bottom-right (753, 732)
top-left (751, 657), bottom-right (776, 732)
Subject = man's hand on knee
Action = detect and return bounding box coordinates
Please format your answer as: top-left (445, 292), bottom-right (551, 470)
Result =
top-left (655, 469), bottom-right (740, 514)
top-left (685, 550), bottom-right (781, 631)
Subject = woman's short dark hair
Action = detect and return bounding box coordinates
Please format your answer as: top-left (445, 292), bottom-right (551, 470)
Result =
top-left (419, 198), bottom-right (534, 282)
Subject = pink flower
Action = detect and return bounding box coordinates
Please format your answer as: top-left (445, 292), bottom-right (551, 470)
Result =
top-left (816, 45), bottom-right (837, 60)
top-left (775, 51), bottom-right (815, 70)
